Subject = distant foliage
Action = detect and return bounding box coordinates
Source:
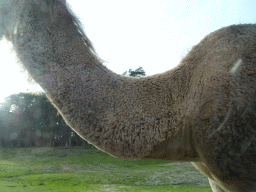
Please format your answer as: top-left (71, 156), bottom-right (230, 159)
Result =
top-left (0, 93), bottom-right (89, 148)
top-left (122, 67), bottom-right (146, 77)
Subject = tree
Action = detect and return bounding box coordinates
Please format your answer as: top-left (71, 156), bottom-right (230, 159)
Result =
top-left (122, 67), bottom-right (146, 77)
top-left (0, 93), bottom-right (58, 147)
top-left (0, 92), bottom-right (91, 148)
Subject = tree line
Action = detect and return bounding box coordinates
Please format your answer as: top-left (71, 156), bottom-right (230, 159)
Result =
top-left (0, 67), bottom-right (146, 148)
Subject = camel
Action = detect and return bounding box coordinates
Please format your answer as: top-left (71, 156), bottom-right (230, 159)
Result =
top-left (1, 1), bottom-right (256, 191)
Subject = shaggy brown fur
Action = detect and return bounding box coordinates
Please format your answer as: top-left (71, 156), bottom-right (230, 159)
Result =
top-left (1, 1), bottom-right (256, 191)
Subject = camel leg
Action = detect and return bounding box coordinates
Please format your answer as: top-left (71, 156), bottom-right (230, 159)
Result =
top-left (208, 178), bottom-right (225, 192)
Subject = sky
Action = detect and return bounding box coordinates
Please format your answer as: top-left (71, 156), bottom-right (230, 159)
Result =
top-left (0, 0), bottom-right (255, 102)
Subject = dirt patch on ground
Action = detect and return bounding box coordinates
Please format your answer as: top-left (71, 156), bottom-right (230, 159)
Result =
top-left (156, 162), bottom-right (209, 186)
top-left (58, 160), bottom-right (210, 187)
top-left (129, 162), bottom-right (209, 186)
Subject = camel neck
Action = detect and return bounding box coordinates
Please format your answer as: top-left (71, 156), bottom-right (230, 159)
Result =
top-left (10, 4), bottom-right (195, 160)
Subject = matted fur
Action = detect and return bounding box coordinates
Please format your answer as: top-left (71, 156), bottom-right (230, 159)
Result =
top-left (1, 1), bottom-right (256, 191)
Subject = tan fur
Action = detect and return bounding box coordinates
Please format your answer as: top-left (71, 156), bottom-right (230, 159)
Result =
top-left (1, 1), bottom-right (256, 191)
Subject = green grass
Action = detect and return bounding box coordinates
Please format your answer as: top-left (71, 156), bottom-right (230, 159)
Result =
top-left (0, 147), bottom-right (211, 191)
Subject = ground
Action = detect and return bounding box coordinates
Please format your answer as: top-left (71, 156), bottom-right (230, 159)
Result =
top-left (0, 147), bottom-right (211, 191)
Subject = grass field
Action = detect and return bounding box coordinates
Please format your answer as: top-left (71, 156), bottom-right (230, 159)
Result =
top-left (0, 147), bottom-right (211, 192)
